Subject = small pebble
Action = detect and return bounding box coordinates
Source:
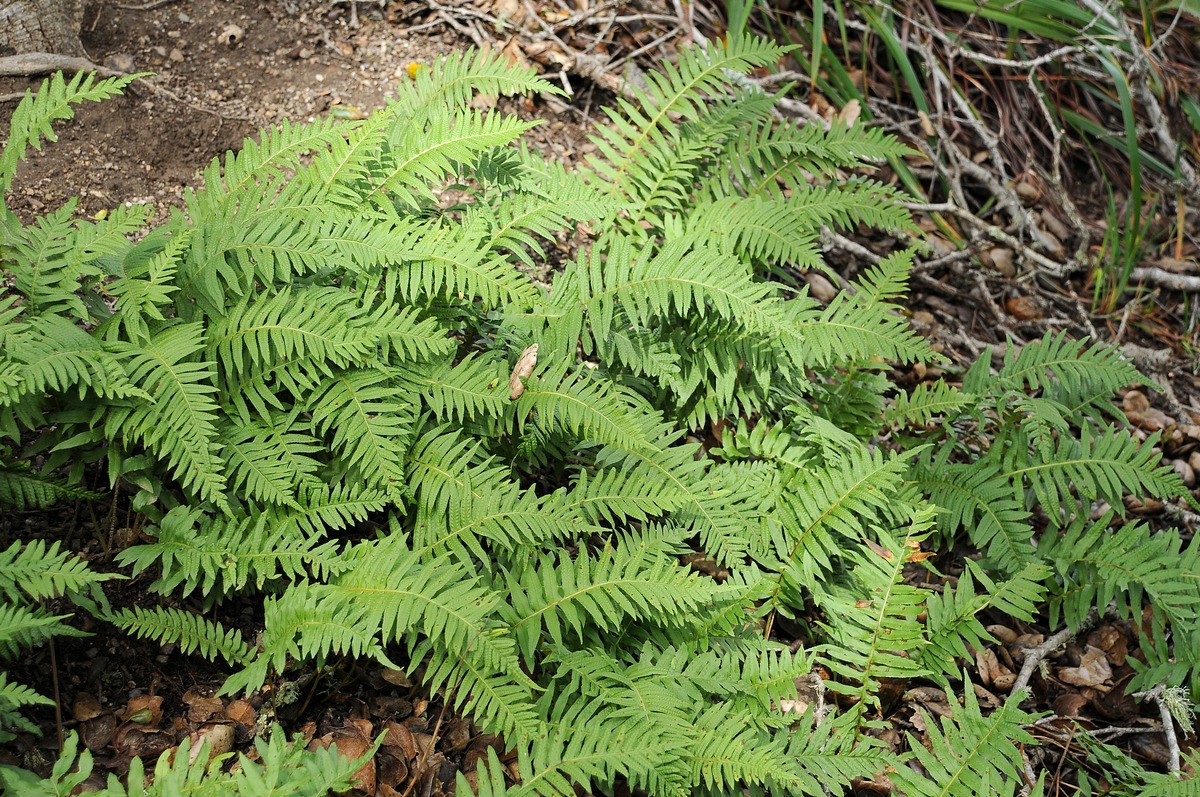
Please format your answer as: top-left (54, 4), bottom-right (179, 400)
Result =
top-left (1173, 459), bottom-right (1195, 487)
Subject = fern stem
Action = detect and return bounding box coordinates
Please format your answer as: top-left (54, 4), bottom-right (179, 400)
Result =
top-left (48, 635), bottom-right (63, 752)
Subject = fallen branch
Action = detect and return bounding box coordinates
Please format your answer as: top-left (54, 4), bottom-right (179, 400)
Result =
top-left (1010, 607), bottom-right (1101, 695)
top-left (0, 52), bottom-right (119, 78)
top-left (1128, 266), bottom-right (1200, 293)
top-left (1133, 685), bottom-right (1183, 776)
top-left (904, 201), bottom-right (1077, 278)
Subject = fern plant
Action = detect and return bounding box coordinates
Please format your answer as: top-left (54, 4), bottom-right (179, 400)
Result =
top-left (1, 38), bottom-right (1197, 797)
top-left (0, 726), bottom-right (378, 796)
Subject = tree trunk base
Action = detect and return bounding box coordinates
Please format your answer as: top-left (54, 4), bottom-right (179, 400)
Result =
top-left (0, 0), bottom-right (85, 58)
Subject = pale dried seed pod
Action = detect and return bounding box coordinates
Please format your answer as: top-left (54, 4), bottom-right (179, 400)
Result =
top-left (508, 344), bottom-right (538, 400)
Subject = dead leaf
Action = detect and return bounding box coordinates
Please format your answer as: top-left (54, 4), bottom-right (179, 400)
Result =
top-left (225, 699), bottom-right (256, 727)
top-left (500, 36), bottom-right (531, 71)
top-left (917, 110), bottom-right (936, 137)
top-left (1053, 692), bottom-right (1089, 717)
top-left (971, 683), bottom-right (1001, 708)
top-left (380, 668), bottom-right (413, 688)
top-left (122, 695), bottom-right (163, 727)
top-left (382, 721), bottom-right (418, 760)
top-left (1087, 624), bottom-right (1128, 667)
top-left (183, 689), bottom-right (224, 723)
top-left (72, 693), bottom-right (103, 722)
top-left (1005, 295), bottom-right (1043, 321)
top-left (987, 247), bottom-right (1015, 277)
top-left (1154, 256), bottom-right (1196, 273)
top-left (508, 344), bottom-right (538, 400)
top-left (377, 750), bottom-right (409, 792)
top-left (1058, 645), bottom-right (1112, 689)
top-left (837, 99), bottom-right (861, 127)
top-left (864, 537), bottom-right (893, 560)
top-left (1123, 390), bottom-right (1151, 413)
top-left (987, 624), bottom-right (1018, 645)
top-left (777, 698), bottom-right (810, 715)
top-left (310, 721), bottom-right (377, 796)
top-left (82, 713), bottom-right (117, 750)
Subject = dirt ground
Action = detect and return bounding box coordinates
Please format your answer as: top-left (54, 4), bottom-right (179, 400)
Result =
top-left (1, 0), bottom-right (596, 221)
top-left (2, 0), bottom-right (1199, 792)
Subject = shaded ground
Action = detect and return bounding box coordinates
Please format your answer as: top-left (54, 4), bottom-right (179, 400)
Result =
top-left (1, 0), bottom-right (1199, 793)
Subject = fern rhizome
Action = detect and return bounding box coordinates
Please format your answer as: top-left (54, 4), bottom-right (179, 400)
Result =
top-left (1, 38), bottom-right (1196, 796)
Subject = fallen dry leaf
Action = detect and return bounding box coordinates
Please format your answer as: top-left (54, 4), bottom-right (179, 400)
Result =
top-left (225, 699), bottom-right (256, 727)
top-left (838, 99), bottom-right (861, 127)
top-left (382, 721), bottom-right (418, 760)
top-left (508, 344), bottom-right (538, 400)
top-left (122, 694), bottom-right (163, 727)
top-left (72, 693), bottom-right (103, 722)
top-left (1005, 295), bottom-right (1043, 321)
top-left (183, 689), bottom-right (225, 723)
top-left (1058, 645), bottom-right (1112, 689)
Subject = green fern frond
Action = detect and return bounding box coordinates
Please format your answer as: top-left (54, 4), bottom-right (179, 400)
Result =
top-left (100, 227), bottom-right (189, 344)
top-left (588, 34), bottom-right (788, 200)
top-left (407, 426), bottom-right (511, 517)
top-left (921, 561), bottom-right (1049, 681)
top-left (790, 249), bottom-right (933, 366)
top-left (392, 48), bottom-right (558, 121)
top-left (996, 331), bottom-right (1146, 408)
top-left (197, 115), bottom-right (356, 204)
top-left (726, 117), bottom-right (914, 198)
top-left (0, 603), bottom-right (86, 658)
top-left (403, 352), bottom-right (508, 424)
top-left (107, 323), bottom-right (228, 510)
top-left (328, 535), bottom-right (512, 656)
top-left (206, 288), bottom-right (381, 384)
top-left (886, 380), bottom-right (972, 428)
top-left (611, 441), bottom-right (766, 565)
top-left (563, 463), bottom-right (690, 525)
top-left (179, 180), bottom-right (342, 313)
top-left (278, 481), bottom-right (391, 539)
top-left (0, 539), bottom-right (114, 603)
top-left (1039, 513), bottom-right (1200, 630)
top-left (575, 236), bottom-right (791, 347)
top-left (890, 686), bottom-right (1042, 797)
top-left (364, 110), bottom-right (537, 209)
top-left (5, 202), bottom-right (96, 318)
top-left (503, 538), bottom-right (721, 663)
top-left (227, 584), bottom-right (391, 693)
top-left (515, 359), bottom-right (660, 453)
top-left (0, 672), bottom-right (52, 742)
top-left (396, 218), bottom-right (540, 308)
top-left (308, 368), bottom-right (415, 498)
top-left (219, 412), bottom-right (322, 508)
top-left (915, 454), bottom-right (1035, 573)
top-left (432, 484), bottom-right (581, 562)
top-left (459, 708), bottom-right (670, 797)
top-left (686, 701), bottom-right (806, 794)
top-left (419, 639), bottom-right (543, 744)
top-left (815, 517), bottom-right (932, 724)
top-left (116, 505), bottom-right (346, 598)
top-left (475, 164), bottom-right (615, 267)
top-left (764, 445), bottom-right (912, 602)
top-left (109, 606), bottom-right (254, 666)
top-left (0, 70), bottom-right (140, 194)
top-left (1016, 426), bottom-right (1184, 524)
top-left (1, 315), bottom-right (138, 407)
top-left (0, 463), bottom-right (98, 509)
